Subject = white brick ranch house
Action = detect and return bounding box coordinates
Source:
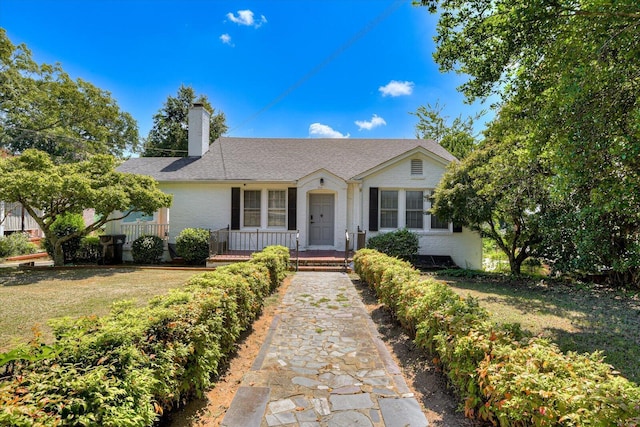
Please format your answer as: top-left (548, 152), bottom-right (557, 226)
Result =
top-left (109, 105), bottom-right (482, 269)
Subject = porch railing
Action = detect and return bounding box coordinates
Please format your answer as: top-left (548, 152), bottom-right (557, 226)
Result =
top-left (120, 223), bottom-right (169, 244)
top-left (209, 227), bottom-right (298, 256)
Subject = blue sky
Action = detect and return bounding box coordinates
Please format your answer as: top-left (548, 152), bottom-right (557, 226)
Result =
top-left (1, 0), bottom-right (491, 142)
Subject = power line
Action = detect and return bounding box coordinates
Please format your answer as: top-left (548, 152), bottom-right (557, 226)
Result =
top-left (227, 0), bottom-right (407, 135)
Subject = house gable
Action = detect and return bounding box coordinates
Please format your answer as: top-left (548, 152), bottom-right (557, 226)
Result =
top-left (352, 146), bottom-right (451, 182)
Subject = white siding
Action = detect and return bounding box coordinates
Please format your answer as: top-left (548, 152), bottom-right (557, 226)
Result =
top-left (361, 154), bottom-right (483, 270)
top-left (160, 182), bottom-right (230, 242)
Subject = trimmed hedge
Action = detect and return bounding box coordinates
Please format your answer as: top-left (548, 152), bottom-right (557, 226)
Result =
top-left (366, 228), bottom-right (419, 260)
top-left (354, 249), bottom-right (640, 426)
top-left (175, 228), bottom-right (210, 265)
top-left (0, 246), bottom-right (290, 426)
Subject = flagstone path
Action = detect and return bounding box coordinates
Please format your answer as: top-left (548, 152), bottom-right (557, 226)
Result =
top-left (221, 272), bottom-right (428, 427)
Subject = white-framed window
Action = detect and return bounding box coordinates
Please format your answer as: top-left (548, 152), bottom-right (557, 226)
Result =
top-left (405, 191), bottom-right (424, 229)
top-left (268, 190), bottom-right (286, 227)
top-left (373, 188), bottom-right (451, 232)
top-left (380, 190), bottom-right (398, 228)
top-left (429, 196), bottom-right (449, 230)
top-left (243, 190), bottom-right (261, 227)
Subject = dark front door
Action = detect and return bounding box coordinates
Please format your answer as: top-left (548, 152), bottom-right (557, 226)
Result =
top-left (309, 193), bottom-right (334, 246)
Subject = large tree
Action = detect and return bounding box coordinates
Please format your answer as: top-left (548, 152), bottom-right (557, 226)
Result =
top-left (0, 29), bottom-right (139, 162)
top-left (141, 85), bottom-right (227, 157)
top-left (432, 105), bottom-right (551, 275)
top-left (420, 0), bottom-right (640, 284)
top-left (412, 102), bottom-right (483, 159)
top-left (0, 149), bottom-right (172, 266)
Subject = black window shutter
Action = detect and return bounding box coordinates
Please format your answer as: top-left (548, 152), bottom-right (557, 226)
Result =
top-left (287, 187), bottom-right (297, 230)
top-left (453, 223), bottom-right (463, 233)
top-left (231, 187), bottom-right (240, 230)
top-left (369, 187), bottom-right (379, 231)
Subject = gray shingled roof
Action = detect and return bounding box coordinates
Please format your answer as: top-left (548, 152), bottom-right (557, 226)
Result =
top-left (117, 137), bottom-right (455, 182)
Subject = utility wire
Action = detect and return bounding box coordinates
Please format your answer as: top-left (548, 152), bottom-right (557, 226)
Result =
top-left (227, 0), bottom-right (407, 135)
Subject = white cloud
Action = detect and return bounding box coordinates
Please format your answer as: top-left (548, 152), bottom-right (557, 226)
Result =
top-left (219, 33), bottom-right (233, 46)
top-left (379, 80), bottom-right (414, 97)
top-left (309, 123), bottom-right (350, 139)
top-left (355, 114), bottom-right (387, 131)
top-left (226, 10), bottom-right (267, 28)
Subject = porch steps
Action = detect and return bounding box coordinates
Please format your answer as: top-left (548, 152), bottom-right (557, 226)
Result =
top-left (206, 252), bottom-right (353, 272)
top-left (292, 256), bottom-right (352, 273)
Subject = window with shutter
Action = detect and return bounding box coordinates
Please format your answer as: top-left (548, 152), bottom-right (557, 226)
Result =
top-left (380, 190), bottom-right (399, 228)
top-left (243, 190), bottom-right (261, 227)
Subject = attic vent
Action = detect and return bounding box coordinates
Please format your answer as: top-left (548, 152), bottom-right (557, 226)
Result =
top-left (411, 159), bottom-right (423, 175)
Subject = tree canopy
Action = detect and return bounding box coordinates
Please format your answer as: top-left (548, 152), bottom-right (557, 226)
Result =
top-left (421, 0), bottom-right (640, 284)
top-left (0, 29), bottom-right (139, 162)
top-left (141, 85), bottom-right (228, 157)
top-left (0, 149), bottom-right (172, 266)
top-left (412, 102), bottom-right (482, 159)
top-left (432, 104), bottom-right (551, 275)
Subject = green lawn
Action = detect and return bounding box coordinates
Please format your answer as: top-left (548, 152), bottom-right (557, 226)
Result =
top-left (0, 267), bottom-right (199, 351)
top-left (442, 274), bottom-right (640, 385)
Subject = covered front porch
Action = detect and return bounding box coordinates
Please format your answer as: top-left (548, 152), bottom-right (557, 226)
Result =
top-left (207, 226), bottom-right (363, 271)
top-left (113, 221), bottom-right (362, 270)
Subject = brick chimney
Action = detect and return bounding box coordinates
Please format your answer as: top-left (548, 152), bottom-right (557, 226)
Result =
top-left (188, 103), bottom-right (211, 157)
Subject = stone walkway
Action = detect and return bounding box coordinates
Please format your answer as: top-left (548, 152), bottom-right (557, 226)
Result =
top-left (221, 272), bottom-right (428, 427)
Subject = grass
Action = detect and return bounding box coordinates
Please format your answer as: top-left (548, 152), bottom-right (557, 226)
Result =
top-left (0, 267), bottom-right (198, 351)
top-left (440, 273), bottom-right (640, 385)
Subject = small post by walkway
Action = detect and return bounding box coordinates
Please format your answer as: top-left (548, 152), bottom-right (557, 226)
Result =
top-left (295, 231), bottom-right (299, 272)
top-left (344, 229), bottom-right (349, 272)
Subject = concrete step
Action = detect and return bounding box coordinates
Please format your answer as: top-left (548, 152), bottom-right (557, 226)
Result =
top-left (296, 265), bottom-right (351, 272)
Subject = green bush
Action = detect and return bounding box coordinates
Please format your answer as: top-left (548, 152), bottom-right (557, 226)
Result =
top-left (366, 228), bottom-right (419, 260)
top-left (354, 248), bottom-right (640, 425)
top-left (0, 246), bottom-right (290, 426)
top-left (74, 235), bottom-right (102, 263)
top-left (251, 245), bottom-right (290, 291)
top-left (42, 213), bottom-right (85, 263)
top-left (132, 235), bottom-right (164, 264)
top-left (175, 228), bottom-right (210, 264)
top-left (0, 232), bottom-right (37, 258)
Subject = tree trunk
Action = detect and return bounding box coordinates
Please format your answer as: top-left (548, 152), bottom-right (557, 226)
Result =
top-left (53, 240), bottom-right (65, 266)
top-left (508, 253), bottom-right (522, 275)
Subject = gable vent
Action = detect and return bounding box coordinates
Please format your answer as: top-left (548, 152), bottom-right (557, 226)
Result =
top-left (411, 159), bottom-right (423, 175)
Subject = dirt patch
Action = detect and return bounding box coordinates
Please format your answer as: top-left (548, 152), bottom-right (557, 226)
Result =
top-left (162, 274), bottom-right (482, 426)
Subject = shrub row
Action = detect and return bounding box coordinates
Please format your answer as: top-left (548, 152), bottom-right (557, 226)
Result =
top-left (0, 246), bottom-right (290, 426)
top-left (354, 249), bottom-right (640, 426)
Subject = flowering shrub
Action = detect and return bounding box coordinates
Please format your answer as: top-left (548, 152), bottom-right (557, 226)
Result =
top-left (132, 235), bottom-right (164, 264)
top-left (354, 249), bottom-right (640, 426)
